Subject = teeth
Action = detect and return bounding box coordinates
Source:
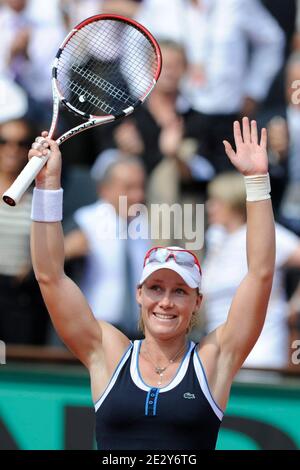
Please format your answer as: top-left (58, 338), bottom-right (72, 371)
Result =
top-left (154, 313), bottom-right (176, 320)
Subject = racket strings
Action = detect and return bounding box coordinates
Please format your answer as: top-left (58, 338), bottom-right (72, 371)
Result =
top-left (56, 19), bottom-right (159, 117)
top-left (68, 79), bottom-right (116, 114)
top-left (78, 21), bottom-right (157, 95)
top-left (71, 64), bottom-right (133, 105)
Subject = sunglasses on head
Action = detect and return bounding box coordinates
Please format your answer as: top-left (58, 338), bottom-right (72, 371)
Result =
top-left (0, 137), bottom-right (32, 148)
top-left (144, 247), bottom-right (202, 273)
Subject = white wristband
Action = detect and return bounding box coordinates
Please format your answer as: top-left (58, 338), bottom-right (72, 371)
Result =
top-left (244, 173), bottom-right (271, 202)
top-left (31, 188), bottom-right (63, 222)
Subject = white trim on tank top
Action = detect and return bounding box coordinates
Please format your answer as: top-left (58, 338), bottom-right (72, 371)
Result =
top-left (94, 343), bottom-right (133, 412)
top-left (130, 339), bottom-right (194, 392)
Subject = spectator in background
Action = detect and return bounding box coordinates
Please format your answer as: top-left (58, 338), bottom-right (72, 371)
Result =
top-left (202, 172), bottom-right (300, 369)
top-left (56, 0), bottom-right (143, 166)
top-left (59, 0), bottom-right (141, 29)
top-left (259, 0), bottom-right (297, 121)
top-left (293, 0), bottom-right (300, 50)
top-left (0, 79), bottom-right (96, 348)
top-left (0, 79), bottom-right (49, 344)
top-left (0, 0), bottom-right (65, 127)
top-left (136, 0), bottom-right (205, 67)
top-left (113, 40), bottom-right (214, 180)
top-left (272, 52), bottom-right (300, 234)
top-left (60, 0), bottom-right (101, 28)
top-left (102, 0), bottom-right (142, 16)
top-left (137, 0), bottom-right (285, 174)
top-left (63, 150), bottom-right (149, 339)
top-left (96, 40), bottom-right (215, 245)
top-left (264, 114), bottom-right (289, 216)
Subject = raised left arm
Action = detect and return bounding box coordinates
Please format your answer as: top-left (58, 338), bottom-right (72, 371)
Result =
top-left (218, 117), bottom-right (275, 376)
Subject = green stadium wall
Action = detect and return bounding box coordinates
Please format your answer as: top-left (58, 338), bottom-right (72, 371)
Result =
top-left (0, 363), bottom-right (299, 450)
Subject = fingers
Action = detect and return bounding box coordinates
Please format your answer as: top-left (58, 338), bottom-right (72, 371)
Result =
top-left (260, 127), bottom-right (267, 148)
top-left (28, 147), bottom-right (50, 159)
top-left (32, 141), bottom-right (49, 150)
top-left (242, 116), bottom-right (251, 143)
top-left (29, 133), bottom-right (52, 159)
top-left (31, 139), bottom-right (50, 155)
top-left (32, 133), bottom-right (54, 149)
top-left (233, 120), bottom-right (243, 148)
top-left (47, 138), bottom-right (60, 154)
top-left (223, 140), bottom-right (236, 162)
top-left (234, 118), bottom-right (260, 146)
top-left (34, 133), bottom-right (48, 144)
top-left (250, 120), bottom-right (258, 145)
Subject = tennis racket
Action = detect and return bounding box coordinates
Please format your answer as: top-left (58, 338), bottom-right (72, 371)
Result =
top-left (2, 14), bottom-right (161, 206)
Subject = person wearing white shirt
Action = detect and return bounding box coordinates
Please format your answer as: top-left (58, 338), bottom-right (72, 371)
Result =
top-left (64, 151), bottom-right (150, 339)
top-left (137, 0), bottom-right (285, 173)
top-left (0, 0), bottom-right (66, 124)
top-left (60, 0), bottom-right (102, 28)
top-left (270, 52), bottom-right (300, 235)
top-left (202, 172), bottom-right (300, 369)
top-left (138, 0), bottom-right (284, 114)
top-left (190, 0), bottom-right (285, 116)
top-left (136, 0), bottom-right (206, 79)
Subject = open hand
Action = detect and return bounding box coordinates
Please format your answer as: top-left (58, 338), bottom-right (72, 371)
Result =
top-left (223, 117), bottom-right (268, 176)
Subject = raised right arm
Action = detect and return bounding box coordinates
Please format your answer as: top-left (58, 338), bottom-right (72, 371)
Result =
top-left (30, 135), bottom-right (130, 370)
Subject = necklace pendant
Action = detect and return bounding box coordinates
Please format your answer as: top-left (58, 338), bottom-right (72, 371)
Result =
top-left (155, 367), bottom-right (166, 375)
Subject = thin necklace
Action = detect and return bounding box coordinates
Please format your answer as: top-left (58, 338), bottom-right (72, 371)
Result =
top-left (143, 342), bottom-right (187, 386)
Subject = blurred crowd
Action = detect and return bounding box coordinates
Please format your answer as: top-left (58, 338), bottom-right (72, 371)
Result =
top-left (0, 0), bottom-right (300, 371)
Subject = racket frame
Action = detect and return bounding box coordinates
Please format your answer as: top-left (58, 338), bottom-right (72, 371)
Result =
top-left (2, 14), bottom-right (161, 206)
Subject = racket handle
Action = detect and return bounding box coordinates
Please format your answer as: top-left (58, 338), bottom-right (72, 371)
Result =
top-left (2, 155), bottom-right (49, 206)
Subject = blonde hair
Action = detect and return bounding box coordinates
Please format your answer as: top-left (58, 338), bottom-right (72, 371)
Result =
top-left (208, 172), bottom-right (246, 219)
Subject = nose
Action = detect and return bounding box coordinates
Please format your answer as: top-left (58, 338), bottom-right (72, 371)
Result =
top-left (158, 292), bottom-right (174, 310)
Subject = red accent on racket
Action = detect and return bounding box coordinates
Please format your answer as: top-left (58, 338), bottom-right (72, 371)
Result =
top-left (3, 14), bottom-right (161, 206)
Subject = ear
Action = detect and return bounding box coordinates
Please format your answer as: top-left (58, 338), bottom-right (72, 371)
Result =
top-left (195, 292), bottom-right (203, 311)
top-left (136, 286), bottom-right (142, 306)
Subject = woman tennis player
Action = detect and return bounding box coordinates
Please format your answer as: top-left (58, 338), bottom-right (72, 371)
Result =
top-left (29, 117), bottom-right (275, 450)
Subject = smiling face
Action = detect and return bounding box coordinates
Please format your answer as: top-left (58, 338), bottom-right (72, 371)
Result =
top-left (136, 269), bottom-right (202, 340)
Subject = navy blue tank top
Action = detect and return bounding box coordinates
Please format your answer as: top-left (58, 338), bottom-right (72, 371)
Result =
top-left (95, 340), bottom-right (223, 450)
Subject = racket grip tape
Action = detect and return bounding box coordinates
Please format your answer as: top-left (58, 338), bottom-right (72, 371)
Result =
top-left (2, 155), bottom-right (49, 206)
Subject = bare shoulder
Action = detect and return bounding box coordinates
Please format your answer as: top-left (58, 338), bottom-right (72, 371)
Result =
top-left (197, 327), bottom-right (222, 384)
top-left (100, 321), bottom-right (132, 371)
top-left (197, 325), bottom-right (234, 411)
top-left (89, 321), bottom-right (132, 403)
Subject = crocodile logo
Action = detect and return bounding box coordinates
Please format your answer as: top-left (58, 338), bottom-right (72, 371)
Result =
top-left (183, 392), bottom-right (196, 399)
